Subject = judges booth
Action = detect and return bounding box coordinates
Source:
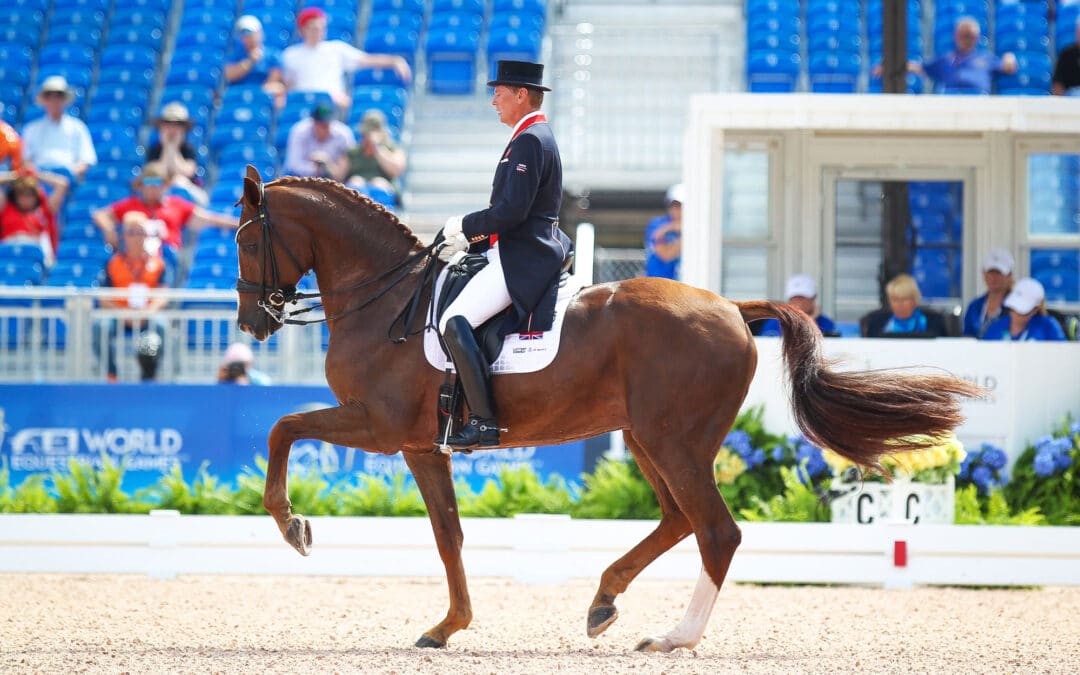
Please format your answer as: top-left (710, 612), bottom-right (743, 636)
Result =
top-left (678, 94), bottom-right (1080, 458)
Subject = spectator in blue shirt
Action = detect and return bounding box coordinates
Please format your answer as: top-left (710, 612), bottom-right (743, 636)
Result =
top-left (758, 274), bottom-right (837, 337)
top-left (644, 183), bottom-right (682, 279)
top-left (224, 15), bottom-right (286, 108)
top-left (963, 248), bottom-right (1015, 337)
top-left (981, 277), bottom-right (1066, 341)
top-left (911, 17), bottom-right (1017, 94)
top-left (863, 273), bottom-right (948, 337)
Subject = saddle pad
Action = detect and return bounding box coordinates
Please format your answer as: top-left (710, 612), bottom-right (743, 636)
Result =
top-left (424, 268), bottom-right (584, 375)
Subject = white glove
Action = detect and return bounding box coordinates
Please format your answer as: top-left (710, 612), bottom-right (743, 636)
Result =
top-left (443, 215), bottom-right (464, 238)
top-left (438, 231), bottom-right (469, 262)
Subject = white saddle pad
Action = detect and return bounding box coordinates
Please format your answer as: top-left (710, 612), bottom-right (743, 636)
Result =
top-left (423, 268), bottom-right (584, 375)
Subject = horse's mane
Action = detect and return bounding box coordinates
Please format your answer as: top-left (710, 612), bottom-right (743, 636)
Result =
top-left (267, 175), bottom-right (422, 248)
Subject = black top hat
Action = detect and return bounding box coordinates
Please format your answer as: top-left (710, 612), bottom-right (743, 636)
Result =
top-left (487, 60), bottom-right (551, 91)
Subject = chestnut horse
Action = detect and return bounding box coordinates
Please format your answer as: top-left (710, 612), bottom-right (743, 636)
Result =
top-left (233, 166), bottom-right (981, 652)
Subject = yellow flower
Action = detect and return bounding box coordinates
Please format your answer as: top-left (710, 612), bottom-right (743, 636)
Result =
top-left (825, 433), bottom-right (966, 481)
top-left (713, 448), bottom-right (747, 484)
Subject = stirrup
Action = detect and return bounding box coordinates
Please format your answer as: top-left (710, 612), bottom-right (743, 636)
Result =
top-left (446, 415), bottom-right (502, 450)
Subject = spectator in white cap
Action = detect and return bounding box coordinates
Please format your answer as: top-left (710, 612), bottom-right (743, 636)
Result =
top-left (644, 183), bottom-right (683, 279)
top-left (217, 342), bottom-right (272, 385)
top-left (224, 15), bottom-right (286, 107)
top-left (21, 75), bottom-right (97, 182)
top-left (980, 277), bottom-right (1066, 341)
top-left (963, 248), bottom-right (1015, 337)
top-left (757, 273), bottom-right (838, 337)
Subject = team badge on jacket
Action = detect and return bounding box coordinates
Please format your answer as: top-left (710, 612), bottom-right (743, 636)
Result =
top-left (515, 163), bottom-right (528, 173)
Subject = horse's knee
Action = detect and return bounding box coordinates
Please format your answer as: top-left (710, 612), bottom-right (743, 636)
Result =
top-left (724, 522), bottom-right (742, 550)
top-left (268, 413), bottom-right (304, 446)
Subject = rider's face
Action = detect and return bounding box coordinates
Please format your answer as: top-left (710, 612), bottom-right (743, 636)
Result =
top-left (491, 86), bottom-right (529, 127)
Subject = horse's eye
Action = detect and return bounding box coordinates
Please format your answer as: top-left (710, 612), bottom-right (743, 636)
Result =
top-left (240, 243), bottom-right (257, 254)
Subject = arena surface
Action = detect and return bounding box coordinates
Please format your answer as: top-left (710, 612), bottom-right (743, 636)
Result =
top-left (2, 575), bottom-right (1078, 674)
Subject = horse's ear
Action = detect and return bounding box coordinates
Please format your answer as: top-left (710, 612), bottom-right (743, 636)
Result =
top-left (242, 164), bottom-right (263, 208)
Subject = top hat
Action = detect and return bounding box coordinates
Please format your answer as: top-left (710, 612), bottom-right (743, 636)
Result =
top-left (487, 60), bottom-right (550, 91)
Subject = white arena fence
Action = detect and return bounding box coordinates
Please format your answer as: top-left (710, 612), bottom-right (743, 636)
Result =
top-left (2, 513), bottom-right (1078, 588)
top-left (0, 286), bottom-right (329, 384)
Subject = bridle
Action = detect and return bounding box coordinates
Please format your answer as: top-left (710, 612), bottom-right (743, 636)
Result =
top-left (234, 180), bottom-right (443, 340)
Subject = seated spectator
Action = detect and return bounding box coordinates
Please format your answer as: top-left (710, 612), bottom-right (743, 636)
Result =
top-left (963, 248), bottom-right (1015, 337)
top-left (93, 212), bottom-right (171, 382)
top-left (91, 163), bottom-right (236, 256)
top-left (1052, 17), bottom-right (1080, 95)
top-left (146, 102), bottom-right (207, 206)
top-left (862, 273), bottom-right (948, 337)
top-left (981, 277), bottom-right (1066, 341)
top-left (224, 15), bottom-right (286, 107)
top-left (20, 76), bottom-right (97, 182)
top-left (282, 6), bottom-right (412, 112)
top-left (757, 274), bottom-right (837, 337)
top-left (644, 183), bottom-right (683, 280)
top-left (339, 110), bottom-right (407, 201)
top-left (0, 170), bottom-right (69, 266)
top-left (282, 103), bottom-right (355, 178)
top-left (0, 118), bottom-right (23, 172)
top-left (217, 342), bottom-right (272, 385)
top-left (909, 17), bottom-right (1017, 94)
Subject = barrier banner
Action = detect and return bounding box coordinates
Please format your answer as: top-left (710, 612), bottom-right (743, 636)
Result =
top-left (0, 385), bottom-right (586, 493)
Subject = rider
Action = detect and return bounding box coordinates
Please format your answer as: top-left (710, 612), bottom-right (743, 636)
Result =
top-left (437, 60), bottom-right (573, 450)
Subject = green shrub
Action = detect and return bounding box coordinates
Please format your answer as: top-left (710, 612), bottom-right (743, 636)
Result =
top-left (51, 455), bottom-right (144, 514)
top-left (138, 462), bottom-right (239, 515)
top-left (570, 457), bottom-right (660, 520)
top-left (332, 473), bottom-right (427, 517)
top-left (1002, 418), bottom-right (1080, 525)
top-left (459, 466), bottom-right (575, 517)
top-left (738, 466), bottom-right (830, 522)
top-left (954, 485), bottom-right (1045, 525)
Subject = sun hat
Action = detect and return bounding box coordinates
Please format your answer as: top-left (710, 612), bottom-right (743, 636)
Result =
top-left (1003, 277), bottom-right (1045, 315)
top-left (153, 102), bottom-right (194, 129)
top-left (37, 75), bottom-right (74, 103)
top-left (784, 274), bottom-right (817, 300)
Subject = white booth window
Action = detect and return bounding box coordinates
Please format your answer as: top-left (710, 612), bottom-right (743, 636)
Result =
top-left (1026, 153), bottom-right (1080, 304)
top-left (721, 148), bottom-right (771, 299)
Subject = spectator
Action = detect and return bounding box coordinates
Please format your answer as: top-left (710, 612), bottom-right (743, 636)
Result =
top-left (1052, 17), bottom-right (1080, 95)
top-left (909, 17), bottom-right (1017, 94)
top-left (217, 342), bottom-right (272, 385)
top-left (224, 15), bottom-right (286, 107)
top-left (282, 103), bottom-right (355, 178)
top-left (339, 109), bottom-right (406, 201)
top-left (644, 183), bottom-right (683, 280)
top-left (91, 163), bottom-right (236, 256)
top-left (862, 273), bottom-right (948, 337)
top-left (20, 76), bottom-right (97, 182)
top-left (963, 248), bottom-right (1015, 337)
top-left (0, 170), bottom-right (69, 266)
top-left (146, 102), bottom-right (207, 205)
top-left (981, 277), bottom-right (1066, 341)
top-left (94, 212), bottom-right (171, 382)
top-left (281, 6), bottom-right (412, 112)
top-left (757, 274), bottom-right (837, 337)
top-left (0, 118), bottom-right (23, 172)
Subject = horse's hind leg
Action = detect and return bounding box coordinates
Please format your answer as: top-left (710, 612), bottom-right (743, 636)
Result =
top-left (264, 401), bottom-right (373, 555)
top-left (403, 451), bottom-right (472, 649)
top-left (587, 432), bottom-right (693, 638)
top-left (630, 434), bottom-right (742, 653)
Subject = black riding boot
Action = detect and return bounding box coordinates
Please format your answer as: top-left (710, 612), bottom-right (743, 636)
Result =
top-left (442, 315), bottom-right (501, 449)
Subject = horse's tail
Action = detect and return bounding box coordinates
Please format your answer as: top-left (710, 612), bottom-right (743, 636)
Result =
top-left (735, 300), bottom-right (985, 471)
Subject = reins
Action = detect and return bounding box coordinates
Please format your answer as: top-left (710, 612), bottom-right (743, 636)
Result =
top-left (235, 180), bottom-right (444, 342)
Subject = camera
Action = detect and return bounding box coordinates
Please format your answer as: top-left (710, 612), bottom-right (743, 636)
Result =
top-left (224, 361), bottom-right (248, 383)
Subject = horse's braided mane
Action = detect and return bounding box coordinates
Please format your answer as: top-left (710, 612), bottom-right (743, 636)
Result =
top-left (267, 175), bottom-right (422, 247)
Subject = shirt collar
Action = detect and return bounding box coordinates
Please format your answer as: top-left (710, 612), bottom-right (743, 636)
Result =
top-left (509, 111), bottom-right (544, 141)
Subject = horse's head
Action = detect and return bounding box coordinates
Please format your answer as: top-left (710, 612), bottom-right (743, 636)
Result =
top-left (234, 165), bottom-right (311, 341)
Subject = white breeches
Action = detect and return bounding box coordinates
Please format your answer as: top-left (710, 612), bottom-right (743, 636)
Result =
top-left (439, 245), bottom-right (512, 333)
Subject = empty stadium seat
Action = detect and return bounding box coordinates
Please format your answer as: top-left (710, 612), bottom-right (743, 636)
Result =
top-left (747, 50), bottom-right (802, 92)
top-left (0, 242), bottom-right (45, 267)
top-left (364, 26), bottom-right (420, 69)
top-left (0, 259), bottom-right (43, 285)
top-left (486, 27), bottom-right (542, 81)
top-left (427, 28), bottom-right (481, 94)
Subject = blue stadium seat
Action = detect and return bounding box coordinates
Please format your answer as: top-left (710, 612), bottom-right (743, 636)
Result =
top-left (37, 44), bottom-right (95, 69)
top-left (47, 261), bottom-right (102, 287)
top-left (48, 8), bottom-right (107, 30)
top-left (37, 66), bottom-right (92, 92)
top-left (217, 143), bottom-right (279, 169)
top-left (353, 67), bottom-right (410, 88)
top-left (100, 44), bottom-right (158, 71)
top-left (110, 6), bottom-right (167, 31)
top-left (747, 15), bottom-right (802, 40)
top-left (54, 0), bottom-right (110, 10)
top-left (368, 11), bottom-right (424, 32)
top-left (59, 222), bottom-right (106, 243)
top-left (96, 65), bottom-right (156, 90)
top-left (0, 259), bottom-right (43, 285)
top-left (209, 123), bottom-right (270, 154)
top-left (807, 32), bottom-right (862, 54)
top-left (0, 243), bottom-right (46, 267)
top-left (165, 64), bottom-right (223, 89)
top-left (430, 11), bottom-right (484, 32)
top-left (364, 26), bottom-right (420, 69)
top-left (214, 102), bottom-right (273, 128)
top-left (427, 28), bottom-right (481, 95)
top-left (221, 85), bottom-right (274, 108)
top-left (486, 27), bottom-right (542, 81)
top-left (747, 50), bottom-right (801, 92)
top-left (493, 0), bottom-right (545, 15)
top-left (350, 85), bottom-right (407, 123)
top-left (748, 30), bottom-right (800, 52)
top-left (0, 43), bottom-right (33, 69)
top-left (1035, 269), bottom-right (1079, 302)
top-left (84, 103), bottom-right (145, 128)
top-left (912, 249), bottom-right (957, 298)
top-left (809, 52), bottom-right (861, 93)
top-left (0, 65), bottom-right (31, 88)
top-left (193, 240), bottom-right (238, 264)
top-left (103, 26), bottom-right (164, 49)
top-left (90, 124), bottom-right (138, 149)
top-left (746, 0), bottom-right (801, 14)
top-left (372, 0), bottom-right (425, 16)
top-left (490, 11), bottom-right (544, 33)
top-left (55, 241), bottom-right (111, 264)
top-left (174, 26), bottom-right (230, 52)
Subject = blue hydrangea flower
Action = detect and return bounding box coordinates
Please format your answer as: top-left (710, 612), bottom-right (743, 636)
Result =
top-left (958, 456), bottom-right (971, 480)
top-left (1034, 435), bottom-right (1055, 450)
top-left (1033, 451), bottom-right (1057, 478)
top-left (971, 465), bottom-right (993, 491)
top-left (750, 448), bottom-right (767, 469)
top-left (1070, 421), bottom-right (1080, 435)
top-left (1053, 449), bottom-right (1073, 472)
top-left (981, 447), bottom-right (1007, 470)
top-left (724, 430), bottom-right (752, 457)
top-left (1052, 437), bottom-right (1073, 454)
top-left (771, 446), bottom-right (785, 463)
top-left (805, 454), bottom-right (830, 479)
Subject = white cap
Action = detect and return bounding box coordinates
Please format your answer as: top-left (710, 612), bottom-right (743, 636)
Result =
top-left (665, 183), bottom-right (685, 205)
top-left (235, 15), bottom-right (263, 33)
top-left (221, 342), bottom-right (255, 367)
top-left (784, 273), bottom-right (817, 300)
top-left (1004, 277), bottom-right (1045, 314)
top-left (982, 248), bottom-right (1014, 275)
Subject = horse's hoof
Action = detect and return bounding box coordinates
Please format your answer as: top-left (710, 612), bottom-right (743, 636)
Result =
top-left (586, 606), bottom-right (619, 638)
top-left (634, 636), bottom-right (674, 653)
top-left (284, 515), bottom-right (312, 556)
top-left (415, 634), bottom-right (445, 649)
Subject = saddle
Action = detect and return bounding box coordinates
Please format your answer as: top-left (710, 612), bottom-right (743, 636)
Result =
top-left (432, 251), bottom-right (574, 450)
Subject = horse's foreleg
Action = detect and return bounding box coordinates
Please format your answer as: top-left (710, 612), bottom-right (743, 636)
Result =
top-left (264, 402), bottom-right (371, 556)
top-left (587, 433), bottom-right (693, 638)
top-left (403, 451), bottom-right (472, 649)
